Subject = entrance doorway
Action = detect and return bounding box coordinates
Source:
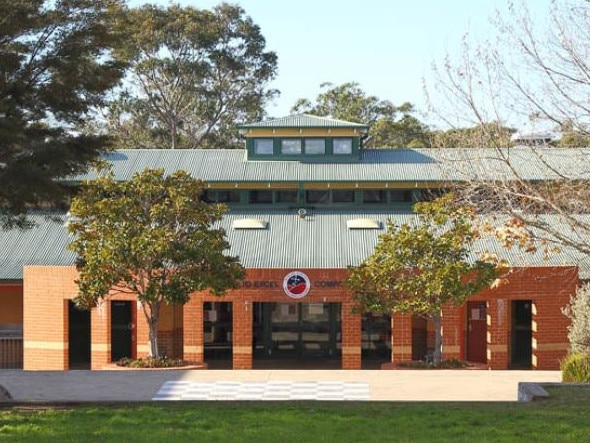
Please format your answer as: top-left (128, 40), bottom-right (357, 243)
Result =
top-left (511, 300), bottom-right (533, 368)
top-left (203, 302), bottom-right (232, 367)
top-left (68, 301), bottom-right (90, 369)
top-left (467, 301), bottom-right (487, 363)
top-left (253, 302), bottom-right (341, 366)
top-left (362, 313), bottom-right (391, 366)
top-left (111, 301), bottom-right (133, 362)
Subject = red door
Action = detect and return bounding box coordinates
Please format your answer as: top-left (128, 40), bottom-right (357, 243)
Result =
top-left (467, 302), bottom-right (487, 363)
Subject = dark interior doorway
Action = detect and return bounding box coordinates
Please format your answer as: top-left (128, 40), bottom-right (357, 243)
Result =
top-left (253, 302), bottom-right (341, 368)
top-left (204, 302), bottom-right (233, 367)
top-left (467, 301), bottom-right (487, 363)
top-left (511, 300), bottom-right (533, 368)
top-left (68, 301), bottom-right (91, 369)
top-left (362, 313), bottom-right (391, 367)
top-left (111, 301), bottom-right (133, 362)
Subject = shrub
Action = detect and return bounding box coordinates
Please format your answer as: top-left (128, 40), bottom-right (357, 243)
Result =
top-left (116, 356), bottom-right (189, 368)
top-left (563, 283), bottom-right (590, 353)
top-left (397, 358), bottom-right (469, 369)
top-left (560, 352), bottom-right (590, 382)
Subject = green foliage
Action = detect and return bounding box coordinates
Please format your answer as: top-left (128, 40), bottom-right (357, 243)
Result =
top-left (561, 352), bottom-right (590, 382)
top-left (116, 356), bottom-right (188, 368)
top-left (430, 123), bottom-right (516, 149)
top-left (347, 193), bottom-right (499, 362)
top-left (563, 283), bottom-right (590, 354)
top-left (103, 3), bottom-right (278, 150)
top-left (68, 168), bottom-right (245, 356)
top-left (291, 82), bottom-right (431, 148)
top-left (0, 0), bottom-right (127, 228)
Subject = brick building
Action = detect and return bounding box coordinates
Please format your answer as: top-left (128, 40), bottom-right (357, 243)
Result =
top-left (0, 114), bottom-right (586, 370)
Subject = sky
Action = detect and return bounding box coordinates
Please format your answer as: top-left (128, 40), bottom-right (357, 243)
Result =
top-left (127, 0), bottom-right (555, 128)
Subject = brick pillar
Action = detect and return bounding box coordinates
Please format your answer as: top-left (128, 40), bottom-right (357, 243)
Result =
top-left (233, 300), bottom-right (252, 369)
top-left (183, 298), bottom-right (204, 364)
top-left (341, 301), bottom-right (361, 369)
top-left (391, 313), bottom-right (412, 363)
top-left (487, 299), bottom-right (509, 369)
top-left (90, 300), bottom-right (111, 369)
top-left (135, 301), bottom-right (151, 358)
top-left (441, 305), bottom-right (462, 361)
top-left (532, 300), bottom-right (570, 370)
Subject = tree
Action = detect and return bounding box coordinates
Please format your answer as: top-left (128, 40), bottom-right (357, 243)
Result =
top-left (0, 0), bottom-right (127, 228)
top-left (68, 168), bottom-right (245, 358)
top-left (431, 123), bottom-right (516, 149)
top-left (291, 82), bottom-right (431, 148)
top-left (563, 283), bottom-right (590, 354)
top-left (427, 0), bottom-right (590, 256)
top-left (102, 3), bottom-right (278, 150)
top-left (346, 194), bottom-right (501, 364)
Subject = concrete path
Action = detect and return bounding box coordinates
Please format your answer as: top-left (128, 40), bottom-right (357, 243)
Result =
top-left (0, 369), bottom-right (562, 403)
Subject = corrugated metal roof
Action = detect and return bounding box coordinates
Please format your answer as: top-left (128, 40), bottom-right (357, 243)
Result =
top-left (2, 210), bottom-right (588, 281)
top-left (237, 113), bottom-right (368, 129)
top-left (71, 147), bottom-right (590, 184)
top-left (0, 212), bottom-right (76, 280)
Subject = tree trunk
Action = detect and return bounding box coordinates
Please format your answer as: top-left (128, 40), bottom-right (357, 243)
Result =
top-left (432, 311), bottom-right (443, 365)
top-left (141, 301), bottom-right (161, 358)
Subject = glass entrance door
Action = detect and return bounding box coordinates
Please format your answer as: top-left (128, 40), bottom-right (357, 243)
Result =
top-left (253, 302), bottom-right (341, 360)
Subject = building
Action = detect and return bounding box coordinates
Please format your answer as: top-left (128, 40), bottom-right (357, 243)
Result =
top-left (0, 114), bottom-right (586, 370)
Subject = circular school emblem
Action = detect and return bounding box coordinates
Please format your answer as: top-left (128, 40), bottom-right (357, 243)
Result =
top-left (283, 271), bottom-right (311, 299)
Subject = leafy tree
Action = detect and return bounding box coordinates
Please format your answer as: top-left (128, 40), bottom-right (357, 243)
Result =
top-left (291, 82), bottom-right (431, 148)
top-left (563, 283), bottom-right (590, 354)
top-left (0, 0), bottom-right (127, 228)
top-left (428, 0), bottom-right (590, 256)
top-left (431, 123), bottom-right (516, 148)
top-left (102, 3), bottom-right (278, 150)
top-left (68, 168), bottom-right (245, 358)
top-left (346, 193), bottom-right (500, 364)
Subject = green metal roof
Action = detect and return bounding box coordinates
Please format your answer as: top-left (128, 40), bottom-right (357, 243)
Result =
top-left (237, 113), bottom-right (369, 130)
top-left (72, 147), bottom-right (590, 183)
top-left (1, 209), bottom-right (587, 280)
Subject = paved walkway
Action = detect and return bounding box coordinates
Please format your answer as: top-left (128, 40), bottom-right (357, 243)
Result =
top-left (0, 369), bottom-right (562, 403)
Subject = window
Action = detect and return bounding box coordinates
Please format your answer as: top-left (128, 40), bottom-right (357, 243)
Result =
top-left (202, 190), bottom-right (240, 203)
top-left (254, 139), bottom-right (273, 155)
top-left (333, 138), bottom-right (352, 155)
top-left (363, 190), bottom-right (387, 203)
top-left (249, 190), bottom-right (273, 204)
top-left (281, 139), bottom-right (302, 155)
top-left (305, 139), bottom-right (326, 155)
top-left (276, 190), bottom-right (298, 203)
top-left (306, 190), bottom-right (330, 204)
top-left (332, 190), bottom-right (355, 203)
top-left (389, 190), bottom-right (412, 202)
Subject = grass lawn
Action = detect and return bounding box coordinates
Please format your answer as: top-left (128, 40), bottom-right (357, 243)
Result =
top-left (1, 385), bottom-right (589, 442)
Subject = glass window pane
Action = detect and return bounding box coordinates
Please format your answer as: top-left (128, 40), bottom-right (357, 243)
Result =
top-left (276, 190), bottom-right (298, 203)
top-left (254, 139), bottom-right (273, 155)
top-left (333, 138), bottom-right (352, 154)
top-left (389, 190), bottom-right (412, 202)
top-left (332, 190), bottom-right (355, 203)
top-left (202, 190), bottom-right (215, 203)
top-left (305, 139), bottom-right (325, 155)
top-left (306, 190), bottom-right (330, 204)
top-left (363, 190), bottom-right (387, 203)
top-left (281, 139), bottom-right (302, 155)
top-left (218, 190), bottom-right (241, 203)
top-left (249, 190), bottom-right (273, 204)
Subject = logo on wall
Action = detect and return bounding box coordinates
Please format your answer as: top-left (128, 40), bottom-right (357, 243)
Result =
top-left (283, 271), bottom-right (311, 299)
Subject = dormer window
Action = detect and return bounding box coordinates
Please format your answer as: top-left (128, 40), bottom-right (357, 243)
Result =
top-left (305, 139), bottom-right (326, 155)
top-left (254, 139), bottom-right (274, 155)
top-left (281, 139), bottom-right (302, 155)
top-left (333, 138), bottom-right (353, 155)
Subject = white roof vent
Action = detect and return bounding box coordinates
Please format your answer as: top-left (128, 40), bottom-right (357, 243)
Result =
top-left (233, 218), bottom-right (268, 230)
top-left (347, 218), bottom-right (381, 230)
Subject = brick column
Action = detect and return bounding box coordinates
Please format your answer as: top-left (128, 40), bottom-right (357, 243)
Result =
top-left (487, 299), bottom-right (509, 369)
top-left (90, 300), bottom-right (111, 369)
top-left (135, 301), bottom-right (151, 358)
top-left (391, 313), bottom-right (412, 363)
top-left (341, 301), bottom-right (361, 369)
top-left (532, 300), bottom-right (569, 370)
top-left (183, 298), bottom-right (204, 364)
top-left (233, 300), bottom-right (253, 369)
top-left (441, 305), bottom-right (462, 361)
